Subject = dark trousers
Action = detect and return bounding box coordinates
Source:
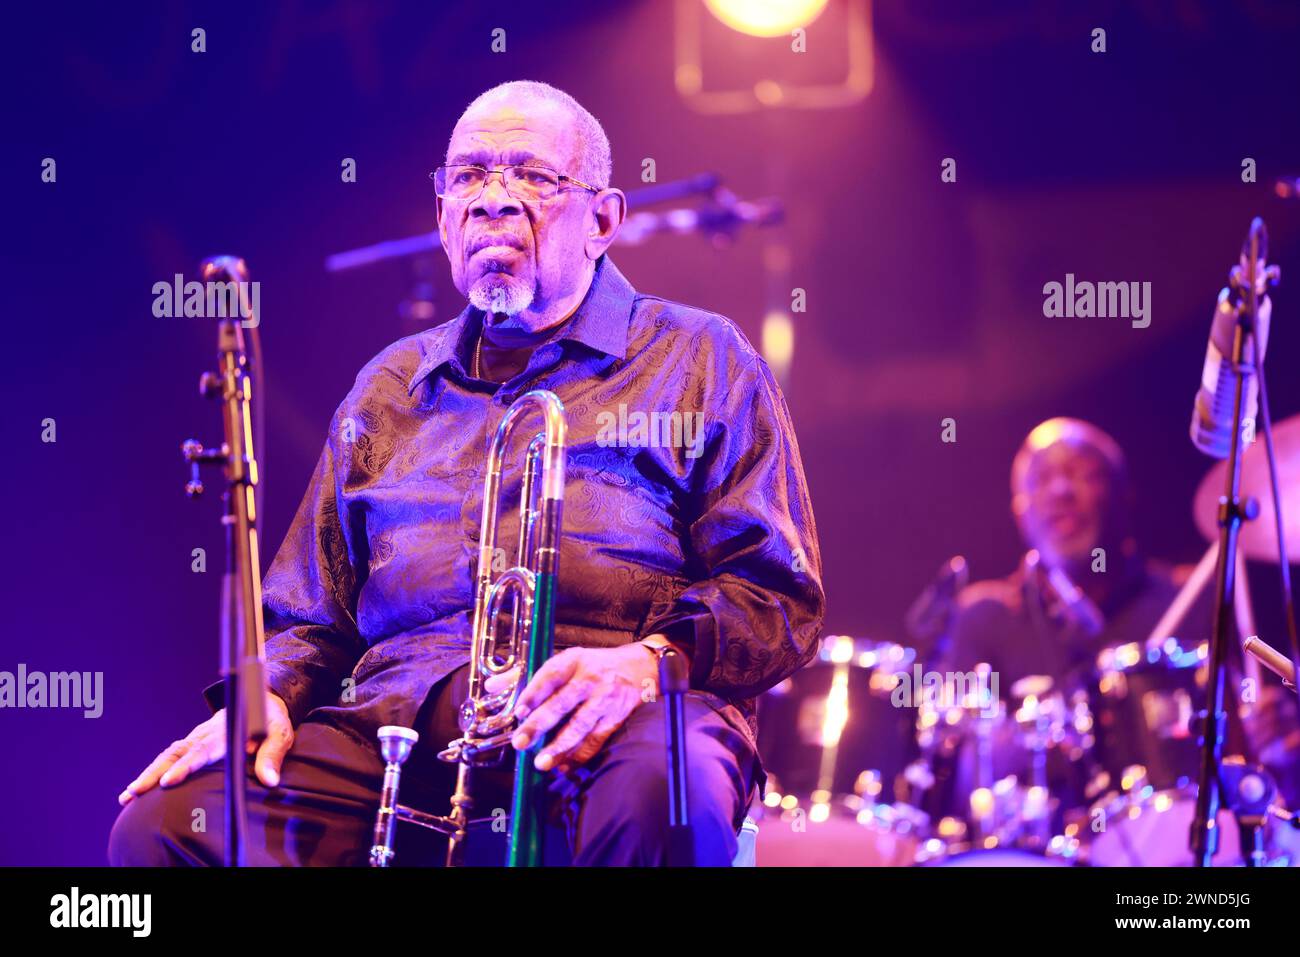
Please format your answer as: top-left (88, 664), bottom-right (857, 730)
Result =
top-left (109, 666), bottom-right (756, 866)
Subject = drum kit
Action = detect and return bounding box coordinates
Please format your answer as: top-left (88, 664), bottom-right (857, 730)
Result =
top-left (754, 629), bottom-right (1297, 867)
top-left (755, 413), bottom-right (1300, 868)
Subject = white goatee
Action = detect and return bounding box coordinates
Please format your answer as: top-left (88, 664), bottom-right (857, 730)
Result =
top-left (469, 275), bottom-right (534, 316)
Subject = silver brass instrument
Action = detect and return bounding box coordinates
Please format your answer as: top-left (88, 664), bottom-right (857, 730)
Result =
top-left (369, 389), bottom-right (567, 867)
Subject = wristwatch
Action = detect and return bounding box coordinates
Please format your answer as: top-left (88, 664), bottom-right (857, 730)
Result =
top-left (638, 635), bottom-right (693, 693)
top-left (638, 634), bottom-right (678, 662)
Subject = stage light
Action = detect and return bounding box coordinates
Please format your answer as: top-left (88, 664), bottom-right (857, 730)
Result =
top-left (676, 0), bottom-right (872, 113)
top-left (762, 310), bottom-right (794, 382)
top-left (704, 0), bottom-right (830, 38)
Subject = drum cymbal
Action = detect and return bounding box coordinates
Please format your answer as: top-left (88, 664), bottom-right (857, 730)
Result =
top-left (1194, 413), bottom-right (1300, 563)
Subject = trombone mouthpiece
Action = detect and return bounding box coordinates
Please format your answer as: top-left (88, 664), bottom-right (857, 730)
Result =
top-left (377, 726), bottom-right (420, 765)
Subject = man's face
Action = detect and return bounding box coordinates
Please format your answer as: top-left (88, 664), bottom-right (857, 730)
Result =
top-left (437, 99), bottom-right (594, 323)
top-left (1013, 442), bottom-right (1115, 568)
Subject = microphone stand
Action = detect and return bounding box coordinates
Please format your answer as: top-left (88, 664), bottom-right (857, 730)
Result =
top-left (1190, 219), bottom-right (1276, 867)
top-left (181, 256), bottom-right (269, 867)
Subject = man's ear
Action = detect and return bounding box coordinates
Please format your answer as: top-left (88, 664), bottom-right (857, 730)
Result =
top-left (435, 195), bottom-right (449, 252)
top-left (584, 188), bottom-right (627, 260)
top-left (1011, 492), bottom-right (1031, 540)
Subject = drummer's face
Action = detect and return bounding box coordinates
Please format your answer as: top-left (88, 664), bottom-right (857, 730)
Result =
top-left (1016, 443), bottom-right (1113, 566)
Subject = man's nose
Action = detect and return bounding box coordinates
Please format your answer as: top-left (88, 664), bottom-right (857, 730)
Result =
top-left (470, 171), bottom-right (522, 218)
top-left (1046, 475), bottom-right (1076, 500)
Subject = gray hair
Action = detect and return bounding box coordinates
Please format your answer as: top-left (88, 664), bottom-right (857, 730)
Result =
top-left (449, 80), bottom-right (612, 189)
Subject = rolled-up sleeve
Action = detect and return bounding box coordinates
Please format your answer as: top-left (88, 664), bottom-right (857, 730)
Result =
top-left (640, 354), bottom-right (825, 698)
top-left (203, 411), bottom-right (367, 727)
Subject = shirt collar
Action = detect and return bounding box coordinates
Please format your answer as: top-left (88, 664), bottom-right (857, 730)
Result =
top-left (406, 254), bottom-right (635, 396)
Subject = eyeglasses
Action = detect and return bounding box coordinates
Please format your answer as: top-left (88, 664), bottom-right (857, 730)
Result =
top-left (431, 164), bottom-right (600, 202)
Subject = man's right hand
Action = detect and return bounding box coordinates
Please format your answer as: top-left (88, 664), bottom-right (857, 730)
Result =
top-left (117, 692), bottom-right (294, 806)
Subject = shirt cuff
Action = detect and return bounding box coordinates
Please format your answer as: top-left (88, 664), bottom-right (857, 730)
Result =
top-left (200, 664), bottom-right (314, 727)
top-left (201, 679), bottom-right (224, 715)
top-left (640, 604), bottom-right (716, 691)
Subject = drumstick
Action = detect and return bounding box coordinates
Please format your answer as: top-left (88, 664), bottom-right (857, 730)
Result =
top-left (1147, 542), bottom-right (1219, 644)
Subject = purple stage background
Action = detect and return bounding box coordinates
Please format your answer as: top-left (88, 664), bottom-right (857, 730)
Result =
top-left (4, 1), bottom-right (1300, 864)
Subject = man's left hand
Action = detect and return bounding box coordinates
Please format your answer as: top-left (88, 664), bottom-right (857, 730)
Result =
top-left (484, 642), bottom-right (662, 773)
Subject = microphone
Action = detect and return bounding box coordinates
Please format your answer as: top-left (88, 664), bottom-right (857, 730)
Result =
top-left (1024, 550), bottom-right (1105, 638)
top-left (1044, 564), bottom-right (1105, 637)
top-left (1190, 224), bottom-right (1275, 459)
top-left (904, 556), bottom-right (969, 646)
top-left (1243, 635), bottom-right (1296, 690)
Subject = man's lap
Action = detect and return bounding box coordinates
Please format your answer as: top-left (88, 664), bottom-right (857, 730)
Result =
top-left (110, 689), bottom-right (755, 866)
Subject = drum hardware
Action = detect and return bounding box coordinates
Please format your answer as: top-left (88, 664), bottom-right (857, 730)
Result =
top-left (967, 703), bottom-right (1003, 845)
top-left (369, 390), bottom-right (567, 867)
top-left (1071, 761), bottom-right (1289, 867)
top-left (1220, 758), bottom-right (1279, 866)
top-left (916, 669), bottom-right (1083, 852)
top-left (919, 792), bottom-right (1076, 866)
top-left (1009, 684), bottom-right (1076, 849)
top-left (968, 776), bottom-right (1020, 847)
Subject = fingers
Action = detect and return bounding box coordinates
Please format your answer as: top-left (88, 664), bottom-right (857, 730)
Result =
top-left (511, 648), bottom-right (651, 769)
top-left (254, 719), bottom-right (294, 788)
top-left (118, 697), bottom-right (294, 807)
top-left (513, 672), bottom-right (588, 750)
top-left (484, 665), bottom-right (521, 696)
top-left (538, 702), bottom-right (626, 773)
top-left (557, 717), bottom-right (623, 772)
top-left (119, 739), bottom-right (193, 805)
top-left (534, 697), bottom-right (606, 770)
top-left (157, 734), bottom-right (220, 789)
top-left (514, 651), bottom-right (579, 719)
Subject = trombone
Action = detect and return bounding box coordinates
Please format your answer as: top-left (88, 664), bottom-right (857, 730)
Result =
top-left (369, 389), bottom-right (567, 867)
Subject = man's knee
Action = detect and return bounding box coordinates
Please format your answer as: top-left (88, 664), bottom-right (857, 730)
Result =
top-left (613, 747), bottom-right (738, 830)
top-left (108, 775), bottom-right (220, 867)
top-left (573, 700), bottom-right (748, 864)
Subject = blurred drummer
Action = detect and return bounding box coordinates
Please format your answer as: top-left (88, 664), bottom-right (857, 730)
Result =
top-left (945, 417), bottom-right (1182, 687)
top-left (942, 417), bottom-right (1300, 806)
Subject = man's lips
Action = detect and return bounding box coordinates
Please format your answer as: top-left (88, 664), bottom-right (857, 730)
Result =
top-left (1046, 513), bottom-right (1084, 537)
top-left (469, 237), bottom-right (526, 256)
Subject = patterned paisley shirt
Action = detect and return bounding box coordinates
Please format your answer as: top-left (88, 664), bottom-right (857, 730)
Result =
top-left (219, 254), bottom-right (825, 782)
